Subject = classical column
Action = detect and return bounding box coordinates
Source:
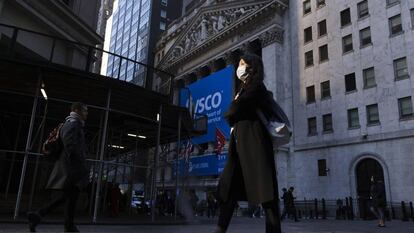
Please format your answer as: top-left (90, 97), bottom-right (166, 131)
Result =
top-left (224, 51), bottom-right (238, 67)
top-left (259, 27), bottom-right (285, 99)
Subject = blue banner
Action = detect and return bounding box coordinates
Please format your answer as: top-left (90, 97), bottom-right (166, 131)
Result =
top-left (180, 66), bottom-right (233, 144)
top-left (175, 153), bottom-right (228, 177)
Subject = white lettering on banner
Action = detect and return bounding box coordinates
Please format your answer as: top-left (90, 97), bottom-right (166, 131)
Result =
top-left (194, 91), bottom-right (222, 114)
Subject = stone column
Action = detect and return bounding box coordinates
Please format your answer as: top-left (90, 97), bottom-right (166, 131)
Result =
top-left (259, 27), bottom-right (285, 101)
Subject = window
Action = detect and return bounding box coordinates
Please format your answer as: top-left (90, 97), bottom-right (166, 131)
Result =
top-left (342, 34), bottom-right (353, 53)
top-left (160, 21), bottom-right (166, 30)
top-left (360, 27), bottom-right (372, 47)
top-left (161, 10), bottom-right (167, 18)
top-left (357, 0), bottom-right (369, 19)
top-left (340, 8), bottom-right (351, 27)
top-left (305, 50), bottom-right (314, 67)
top-left (161, 0), bottom-right (168, 6)
top-left (389, 14), bottom-right (403, 36)
top-left (319, 44), bottom-right (329, 62)
top-left (318, 20), bottom-right (327, 37)
top-left (303, 0), bottom-right (311, 15)
top-left (306, 86), bottom-right (316, 103)
top-left (345, 73), bottom-right (357, 92)
top-left (323, 114), bottom-right (333, 132)
top-left (304, 26), bottom-right (313, 43)
top-left (363, 67), bottom-right (376, 88)
top-left (398, 97), bottom-right (413, 119)
top-left (348, 108), bottom-right (360, 128)
top-left (394, 57), bottom-right (409, 80)
top-left (387, 0), bottom-right (400, 6)
top-left (411, 9), bottom-right (414, 28)
top-left (317, 0), bottom-right (326, 8)
top-left (318, 159), bottom-right (327, 176)
top-left (308, 117), bottom-right (317, 135)
top-left (366, 104), bottom-right (380, 125)
top-left (321, 81), bottom-right (331, 99)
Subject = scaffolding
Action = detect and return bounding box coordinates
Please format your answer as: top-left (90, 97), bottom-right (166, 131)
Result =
top-left (0, 23), bottom-right (206, 223)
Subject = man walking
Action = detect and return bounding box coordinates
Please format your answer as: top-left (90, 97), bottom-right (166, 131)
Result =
top-left (283, 187), bottom-right (299, 222)
top-left (27, 102), bottom-right (89, 232)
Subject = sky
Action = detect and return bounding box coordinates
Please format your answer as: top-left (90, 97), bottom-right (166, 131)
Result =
top-left (100, 0), bottom-right (119, 76)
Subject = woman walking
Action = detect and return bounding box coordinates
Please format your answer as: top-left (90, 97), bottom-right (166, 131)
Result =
top-left (369, 176), bottom-right (386, 227)
top-left (214, 53), bottom-right (290, 233)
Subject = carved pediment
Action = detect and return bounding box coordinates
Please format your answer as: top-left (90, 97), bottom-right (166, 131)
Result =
top-left (158, 0), bottom-right (287, 70)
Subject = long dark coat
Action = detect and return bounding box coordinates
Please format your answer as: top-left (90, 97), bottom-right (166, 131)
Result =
top-left (46, 118), bottom-right (88, 190)
top-left (370, 182), bottom-right (386, 208)
top-left (218, 82), bottom-right (289, 204)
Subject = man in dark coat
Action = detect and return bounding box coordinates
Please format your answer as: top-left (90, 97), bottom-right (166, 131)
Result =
top-left (283, 187), bottom-right (298, 222)
top-left (215, 53), bottom-right (290, 233)
top-left (27, 102), bottom-right (89, 232)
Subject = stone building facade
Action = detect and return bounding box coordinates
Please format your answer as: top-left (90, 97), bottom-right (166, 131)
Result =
top-left (154, 0), bottom-right (414, 213)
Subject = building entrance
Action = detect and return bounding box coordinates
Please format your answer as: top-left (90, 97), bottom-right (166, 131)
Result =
top-left (356, 158), bottom-right (386, 220)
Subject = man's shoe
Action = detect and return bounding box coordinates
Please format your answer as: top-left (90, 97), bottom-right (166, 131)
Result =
top-left (27, 211), bottom-right (42, 232)
top-left (213, 226), bottom-right (225, 233)
top-left (64, 225), bottom-right (80, 232)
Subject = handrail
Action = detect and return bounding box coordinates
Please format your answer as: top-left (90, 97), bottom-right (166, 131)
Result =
top-left (0, 23), bottom-right (174, 83)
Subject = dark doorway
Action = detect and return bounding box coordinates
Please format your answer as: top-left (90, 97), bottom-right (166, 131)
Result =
top-left (356, 158), bottom-right (386, 220)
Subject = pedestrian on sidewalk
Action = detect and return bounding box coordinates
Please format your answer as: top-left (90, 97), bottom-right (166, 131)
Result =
top-left (280, 188), bottom-right (288, 220)
top-left (369, 176), bottom-right (386, 227)
top-left (27, 102), bottom-right (89, 232)
top-left (214, 53), bottom-right (290, 233)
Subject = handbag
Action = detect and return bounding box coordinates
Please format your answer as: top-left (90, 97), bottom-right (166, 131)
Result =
top-left (256, 109), bottom-right (292, 147)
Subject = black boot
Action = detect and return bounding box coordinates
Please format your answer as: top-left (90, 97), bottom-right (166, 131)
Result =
top-left (27, 211), bottom-right (42, 232)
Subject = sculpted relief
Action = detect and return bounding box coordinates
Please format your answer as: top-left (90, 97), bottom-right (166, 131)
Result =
top-left (170, 5), bottom-right (259, 61)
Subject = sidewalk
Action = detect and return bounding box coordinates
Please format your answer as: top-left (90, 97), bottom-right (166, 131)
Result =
top-left (1, 217), bottom-right (414, 233)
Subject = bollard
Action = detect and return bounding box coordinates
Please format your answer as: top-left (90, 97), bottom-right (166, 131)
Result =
top-left (410, 202), bottom-right (414, 222)
top-left (349, 197), bottom-right (354, 220)
top-left (401, 201), bottom-right (408, 221)
top-left (314, 198), bottom-right (319, 219)
top-left (322, 198), bottom-right (326, 219)
top-left (345, 197), bottom-right (350, 220)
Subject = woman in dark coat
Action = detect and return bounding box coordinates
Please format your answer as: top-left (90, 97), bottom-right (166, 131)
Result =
top-left (369, 176), bottom-right (386, 227)
top-left (214, 53), bottom-right (290, 233)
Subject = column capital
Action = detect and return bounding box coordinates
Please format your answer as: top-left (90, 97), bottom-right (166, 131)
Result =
top-left (259, 27), bottom-right (284, 47)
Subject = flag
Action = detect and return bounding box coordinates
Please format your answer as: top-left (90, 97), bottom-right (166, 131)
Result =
top-left (183, 140), bottom-right (193, 163)
top-left (214, 127), bottom-right (226, 155)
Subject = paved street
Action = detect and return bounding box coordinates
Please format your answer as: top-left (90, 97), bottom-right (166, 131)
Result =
top-left (1, 218), bottom-right (414, 233)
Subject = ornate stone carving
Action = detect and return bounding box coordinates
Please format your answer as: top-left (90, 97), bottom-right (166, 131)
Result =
top-left (259, 27), bottom-right (284, 47)
top-left (166, 4), bottom-right (262, 65)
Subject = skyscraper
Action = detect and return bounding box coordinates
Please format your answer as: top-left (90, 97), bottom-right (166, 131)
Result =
top-left (106, 0), bottom-right (182, 88)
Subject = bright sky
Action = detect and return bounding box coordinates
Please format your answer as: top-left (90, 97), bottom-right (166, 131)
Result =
top-left (100, 0), bottom-right (119, 76)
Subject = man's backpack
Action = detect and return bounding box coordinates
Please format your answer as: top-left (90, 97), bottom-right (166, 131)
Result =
top-left (42, 123), bottom-right (64, 159)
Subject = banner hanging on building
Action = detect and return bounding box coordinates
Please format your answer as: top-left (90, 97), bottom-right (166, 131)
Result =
top-left (175, 153), bottom-right (228, 177)
top-left (179, 66), bottom-right (234, 144)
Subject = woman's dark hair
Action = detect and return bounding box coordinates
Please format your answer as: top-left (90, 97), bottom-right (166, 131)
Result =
top-left (240, 53), bottom-right (264, 86)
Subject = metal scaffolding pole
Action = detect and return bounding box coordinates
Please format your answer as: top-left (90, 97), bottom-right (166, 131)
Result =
top-left (14, 74), bottom-right (41, 220)
top-left (151, 104), bottom-right (163, 222)
top-left (93, 88), bottom-right (111, 223)
top-left (174, 112), bottom-right (182, 221)
top-left (28, 112), bottom-right (47, 210)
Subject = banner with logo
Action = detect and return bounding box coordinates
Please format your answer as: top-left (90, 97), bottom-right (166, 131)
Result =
top-left (179, 66), bottom-right (234, 144)
top-left (175, 153), bottom-right (228, 177)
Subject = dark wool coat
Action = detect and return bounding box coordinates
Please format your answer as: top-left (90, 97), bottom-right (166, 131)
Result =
top-left (46, 119), bottom-right (88, 190)
top-left (370, 182), bottom-right (386, 208)
top-left (218, 82), bottom-right (289, 204)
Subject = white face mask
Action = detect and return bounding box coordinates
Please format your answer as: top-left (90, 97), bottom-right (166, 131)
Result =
top-left (236, 65), bottom-right (249, 82)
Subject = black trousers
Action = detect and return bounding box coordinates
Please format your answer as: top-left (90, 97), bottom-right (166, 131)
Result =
top-left (218, 197), bottom-right (282, 233)
top-left (37, 187), bottom-right (80, 227)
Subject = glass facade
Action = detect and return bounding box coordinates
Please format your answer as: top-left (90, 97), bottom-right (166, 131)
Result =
top-left (107, 0), bottom-right (152, 86)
